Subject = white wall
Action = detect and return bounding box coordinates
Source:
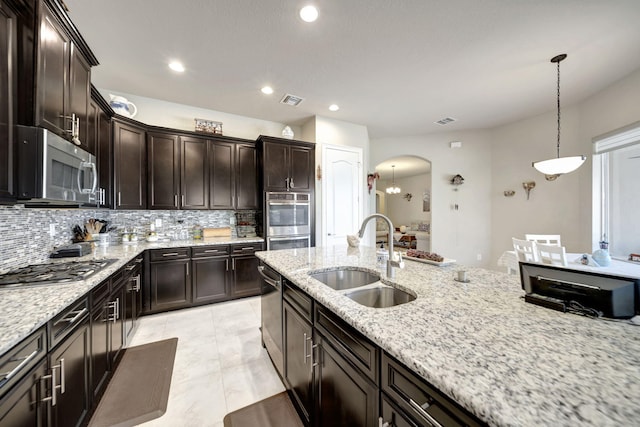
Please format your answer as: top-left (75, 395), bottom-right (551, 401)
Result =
top-left (98, 89), bottom-right (303, 140)
top-left (371, 132), bottom-right (493, 266)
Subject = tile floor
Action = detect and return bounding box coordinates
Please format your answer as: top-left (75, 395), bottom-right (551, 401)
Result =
top-left (129, 296), bottom-right (286, 426)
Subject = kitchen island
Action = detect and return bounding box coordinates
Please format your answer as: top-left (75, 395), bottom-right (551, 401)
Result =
top-left (256, 245), bottom-right (640, 427)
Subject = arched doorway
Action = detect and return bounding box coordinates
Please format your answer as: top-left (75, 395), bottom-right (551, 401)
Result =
top-left (375, 156), bottom-right (431, 252)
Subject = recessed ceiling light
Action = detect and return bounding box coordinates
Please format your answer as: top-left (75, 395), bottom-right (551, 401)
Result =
top-left (168, 61), bottom-right (185, 72)
top-left (328, 104), bottom-right (339, 112)
top-left (261, 86), bottom-right (274, 95)
top-left (300, 5), bottom-right (318, 22)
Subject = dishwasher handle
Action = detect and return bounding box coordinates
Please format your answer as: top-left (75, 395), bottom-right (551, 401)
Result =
top-left (257, 265), bottom-right (280, 289)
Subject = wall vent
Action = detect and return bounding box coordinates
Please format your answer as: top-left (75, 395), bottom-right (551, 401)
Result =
top-left (435, 117), bottom-right (457, 125)
top-left (280, 94), bottom-right (305, 106)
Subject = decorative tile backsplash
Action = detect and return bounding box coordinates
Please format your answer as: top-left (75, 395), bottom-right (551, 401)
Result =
top-left (0, 205), bottom-right (255, 273)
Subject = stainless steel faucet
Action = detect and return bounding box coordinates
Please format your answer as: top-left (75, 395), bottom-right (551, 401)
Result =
top-left (358, 213), bottom-right (404, 278)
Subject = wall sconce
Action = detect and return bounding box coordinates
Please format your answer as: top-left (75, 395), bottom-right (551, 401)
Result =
top-left (403, 193), bottom-right (413, 202)
top-left (503, 190), bottom-right (515, 197)
top-left (522, 181), bottom-right (536, 200)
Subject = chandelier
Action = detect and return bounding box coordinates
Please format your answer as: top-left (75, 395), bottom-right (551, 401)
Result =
top-left (532, 54), bottom-right (586, 180)
top-left (386, 165), bottom-right (401, 194)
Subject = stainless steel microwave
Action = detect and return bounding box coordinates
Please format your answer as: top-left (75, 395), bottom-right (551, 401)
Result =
top-left (16, 126), bottom-right (97, 205)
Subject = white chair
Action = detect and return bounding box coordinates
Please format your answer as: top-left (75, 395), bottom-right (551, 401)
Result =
top-left (536, 243), bottom-right (568, 266)
top-left (525, 234), bottom-right (561, 246)
top-left (512, 238), bottom-right (538, 262)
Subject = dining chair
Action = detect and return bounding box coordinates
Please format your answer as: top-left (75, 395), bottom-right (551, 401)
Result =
top-left (512, 238), bottom-right (538, 262)
top-left (525, 234), bottom-right (561, 246)
top-left (536, 243), bottom-right (568, 266)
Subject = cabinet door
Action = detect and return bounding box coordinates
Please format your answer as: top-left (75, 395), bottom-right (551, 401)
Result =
top-left (181, 136), bottom-right (208, 209)
top-left (0, 1), bottom-right (17, 203)
top-left (90, 298), bottom-right (110, 403)
top-left (109, 280), bottom-right (126, 365)
top-left (315, 336), bottom-right (379, 427)
top-left (113, 120), bottom-right (146, 209)
top-left (263, 142), bottom-right (289, 191)
top-left (149, 260), bottom-right (191, 312)
top-left (49, 317), bottom-right (90, 427)
top-left (283, 301), bottom-right (313, 424)
top-left (236, 143), bottom-right (258, 209)
top-left (231, 254), bottom-right (261, 298)
top-left (0, 359), bottom-right (47, 427)
top-left (125, 268), bottom-right (142, 340)
top-left (36, 3), bottom-right (69, 136)
top-left (192, 256), bottom-right (229, 305)
top-left (96, 108), bottom-right (111, 208)
top-left (148, 132), bottom-right (179, 209)
top-left (68, 42), bottom-right (91, 153)
top-left (381, 394), bottom-right (420, 427)
top-left (289, 146), bottom-right (313, 192)
top-left (209, 139), bottom-right (234, 209)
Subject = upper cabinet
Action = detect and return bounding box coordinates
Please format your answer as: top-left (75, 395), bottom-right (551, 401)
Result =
top-left (235, 143), bottom-right (259, 209)
top-left (89, 85), bottom-right (113, 207)
top-left (257, 136), bottom-right (315, 193)
top-left (148, 131), bottom-right (180, 210)
top-left (0, 0), bottom-right (18, 204)
top-left (34, 0), bottom-right (98, 154)
top-left (113, 118), bottom-right (146, 209)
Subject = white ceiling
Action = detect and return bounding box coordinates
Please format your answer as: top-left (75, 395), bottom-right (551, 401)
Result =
top-left (63, 0), bottom-right (640, 139)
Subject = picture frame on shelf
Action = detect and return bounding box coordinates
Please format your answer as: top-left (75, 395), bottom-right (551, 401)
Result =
top-left (422, 191), bottom-right (430, 212)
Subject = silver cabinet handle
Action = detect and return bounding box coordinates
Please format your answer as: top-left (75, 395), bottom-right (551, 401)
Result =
top-left (174, 194), bottom-right (178, 207)
top-left (311, 343), bottom-right (319, 367)
top-left (303, 332), bottom-right (308, 364)
top-left (116, 298), bottom-right (120, 320)
top-left (378, 417), bottom-right (391, 427)
top-left (225, 259), bottom-right (229, 271)
top-left (290, 177), bottom-right (295, 188)
top-left (130, 274), bottom-right (141, 291)
top-left (118, 191), bottom-right (122, 206)
top-left (232, 258), bottom-right (236, 270)
top-left (54, 308), bottom-right (87, 326)
top-left (182, 194), bottom-right (185, 206)
top-left (58, 358), bottom-right (65, 394)
top-left (162, 252), bottom-right (179, 257)
top-left (42, 358), bottom-right (65, 406)
top-left (135, 257), bottom-right (144, 264)
top-left (186, 262), bottom-right (189, 276)
top-left (126, 264), bottom-right (135, 271)
top-left (409, 398), bottom-right (442, 427)
top-left (107, 301), bottom-right (117, 323)
top-left (0, 350), bottom-right (39, 381)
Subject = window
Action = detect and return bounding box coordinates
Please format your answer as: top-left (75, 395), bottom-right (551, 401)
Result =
top-left (593, 122), bottom-right (640, 259)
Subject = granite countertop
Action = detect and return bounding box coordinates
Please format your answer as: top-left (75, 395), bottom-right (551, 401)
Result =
top-left (255, 245), bottom-right (640, 427)
top-left (0, 237), bottom-right (263, 356)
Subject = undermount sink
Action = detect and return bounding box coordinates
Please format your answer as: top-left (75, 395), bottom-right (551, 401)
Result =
top-left (309, 268), bottom-right (380, 290)
top-left (345, 286), bottom-right (416, 308)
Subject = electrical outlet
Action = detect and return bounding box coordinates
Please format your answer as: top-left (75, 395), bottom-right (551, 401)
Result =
top-left (477, 253), bottom-right (482, 261)
top-left (49, 224), bottom-right (56, 237)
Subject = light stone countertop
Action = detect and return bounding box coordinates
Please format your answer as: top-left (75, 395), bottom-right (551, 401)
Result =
top-left (255, 245), bottom-right (640, 427)
top-left (0, 237), bottom-right (263, 357)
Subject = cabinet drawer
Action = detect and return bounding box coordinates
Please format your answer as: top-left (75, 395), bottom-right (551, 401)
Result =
top-left (50, 297), bottom-right (90, 349)
top-left (123, 255), bottom-right (145, 274)
top-left (230, 243), bottom-right (263, 255)
top-left (283, 281), bottom-right (313, 321)
top-left (382, 353), bottom-right (485, 427)
top-left (149, 247), bottom-right (190, 261)
top-left (315, 304), bottom-right (378, 383)
top-left (192, 245), bottom-right (230, 258)
top-left (0, 326), bottom-right (46, 399)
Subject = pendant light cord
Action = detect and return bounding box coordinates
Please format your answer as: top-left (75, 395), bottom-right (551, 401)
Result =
top-left (556, 59), bottom-right (561, 159)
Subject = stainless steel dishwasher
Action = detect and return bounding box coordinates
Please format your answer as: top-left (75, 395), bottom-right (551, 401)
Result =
top-left (258, 262), bottom-right (284, 378)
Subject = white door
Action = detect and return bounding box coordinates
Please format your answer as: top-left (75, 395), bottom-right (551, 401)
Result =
top-left (322, 145), bottom-right (363, 247)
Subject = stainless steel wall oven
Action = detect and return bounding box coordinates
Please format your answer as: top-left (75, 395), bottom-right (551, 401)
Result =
top-left (265, 192), bottom-right (311, 250)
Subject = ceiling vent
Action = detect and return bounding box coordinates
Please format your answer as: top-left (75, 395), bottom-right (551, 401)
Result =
top-left (280, 94), bottom-right (304, 107)
top-left (435, 117), bottom-right (457, 125)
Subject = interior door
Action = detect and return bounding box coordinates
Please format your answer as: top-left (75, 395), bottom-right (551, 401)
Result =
top-left (322, 145), bottom-right (363, 247)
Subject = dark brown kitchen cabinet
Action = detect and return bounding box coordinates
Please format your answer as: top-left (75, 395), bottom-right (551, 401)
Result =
top-left (191, 245), bottom-right (230, 305)
top-left (0, 359), bottom-right (47, 427)
top-left (209, 139), bottom-right (234, 209)
top-left (89, 279), bottom-right (110, 404)
top-left (148, 131), bottom-right (180, 209)
top-left (381, 394), bottom-right (419, 427)
top-left (48, 301), bottom-right (90, 427)
top-left (230, 243), bottom-right (262, 298)
top-left (0, 0), bottom-right (17, 204)
top-left (283, 297), bottom-right (314, 425)
top-left (109, 273), bottom-right (126, 365)
top-left (235, 143), bottom-right (259, 209)
top-left (181, 136), bottom-right (208, 209)
top-left (113, 118), bottom-right (146, 209)
top-left (89, 85), bottom-right (113, 207)
top-left (123, 257), bottom-right (143, 340)
top-left (258, 136), bottom-right (315, 193)
top-left (35, 0), bottom-right (97, 153)
top-left (147, 248), bottom-right (191, 313)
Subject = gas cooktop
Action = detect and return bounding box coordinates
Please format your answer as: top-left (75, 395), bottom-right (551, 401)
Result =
top-left (0, 259), bottom-right (116, 288)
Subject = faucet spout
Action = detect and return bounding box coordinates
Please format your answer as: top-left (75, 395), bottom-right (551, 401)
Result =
top-left (357, 214), bottom-right (403, 278)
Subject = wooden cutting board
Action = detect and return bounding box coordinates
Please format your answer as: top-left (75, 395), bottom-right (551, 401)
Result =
top-left (203, 227), bottom-right (231, 238)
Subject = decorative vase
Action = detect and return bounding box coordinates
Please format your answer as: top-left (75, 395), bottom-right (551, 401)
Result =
top-left (282, 126), bottom-right (294, 139)
top-left (592, 249), bottom-right (611, 267)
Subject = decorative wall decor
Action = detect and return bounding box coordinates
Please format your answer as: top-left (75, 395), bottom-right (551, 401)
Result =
top-left (422, 191), bottom-right (431, 212)
top-left (403, 193), bottom-right (413, 202)
top-left (450, 174), bottom-right (464, 186)
top-left (504, 190), bottom-right (516, 197)
top-left (522, 181), bottom-right (536, 200)
top-left (367, 172), bottom-right (380, 194)
top-left (194, 118), bottom-right (223, 135)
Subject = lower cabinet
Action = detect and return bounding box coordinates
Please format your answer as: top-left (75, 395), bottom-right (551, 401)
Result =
top-left (123, 257), bottom-right (144, 339)
top-left (192, 246), bottom-right (230, 305)
top-left (0, 359), bottom-right (47, 427)
top-left (230, 244), bottom-right (262, 298)
top-left (89, 279), bottom-right (111, 403)
top-left (147, 248), bottom-right (191, 313)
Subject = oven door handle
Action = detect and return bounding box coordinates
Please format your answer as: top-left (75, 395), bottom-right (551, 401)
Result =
top-left (268, 236), bottom-right (309, 241)
top-left (257, 266), bottom-right (280, 289)
top-left (268, 201), bottom-right (310, 206)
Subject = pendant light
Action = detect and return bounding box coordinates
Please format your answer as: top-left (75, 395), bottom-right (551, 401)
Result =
top-left (532, 54), bottom-right (586, 180)
top-left (386, 165), bottom-right (401, 194)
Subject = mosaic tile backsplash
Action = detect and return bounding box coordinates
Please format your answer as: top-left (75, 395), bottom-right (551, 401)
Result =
top-left (0, 205), bottom-right (255, 273)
